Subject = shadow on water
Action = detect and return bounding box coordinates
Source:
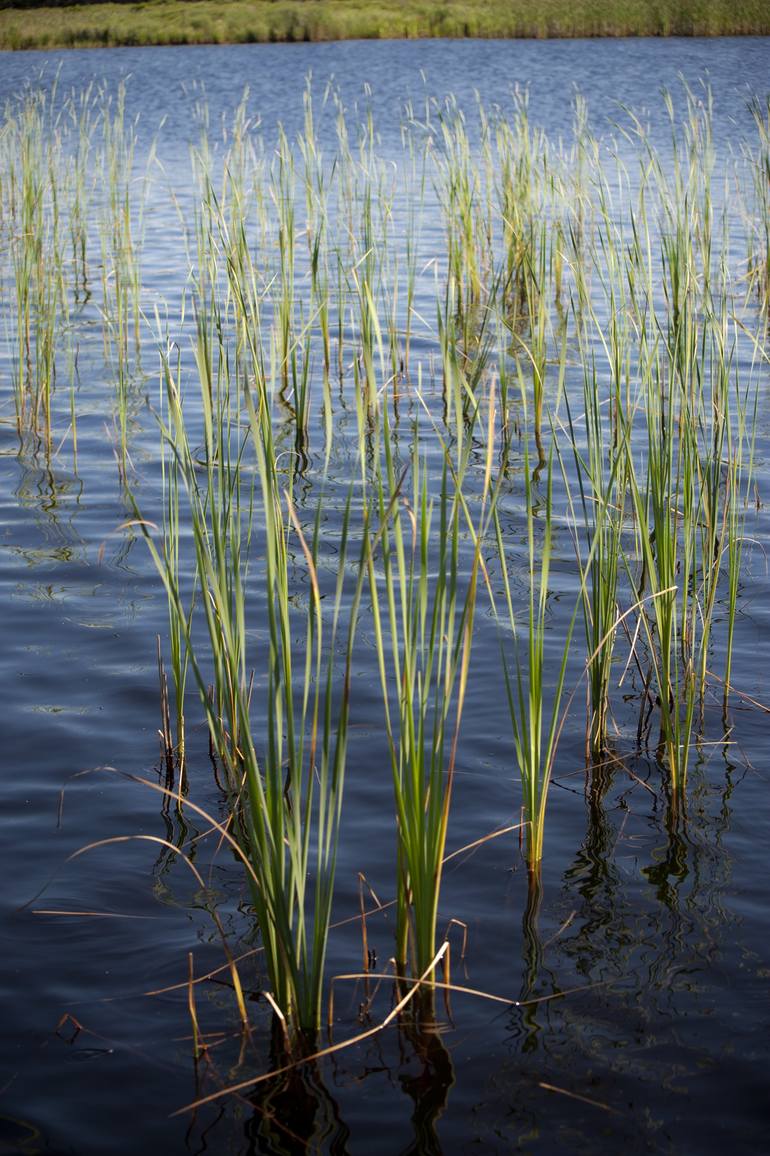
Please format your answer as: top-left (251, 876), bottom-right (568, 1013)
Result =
top-left (12, 442), bottom-right (86, 555)
top-left (517, 869), bottom-right (544, 1054)
top-left (454, 745), bottom-right (751, 1153)
top-left (181, 1028), bottom-right (351, 1156)
top-left (555, 738), bottom-right (741, 1030)
top-left (180, 988), bottom-right (458, 1156)
top-left (246, 1047), bottom-right (352, 1156)
top-left (395, 991), bottom-right (455, 1156)
top-left (507, 867), bottom-right (562, 1056)
top-left (236, 997), bottom-right (455, 1156)
top-left (152, 755), bottom-right (193, 882)
top-left (560, 753), bottom-right (629, 985)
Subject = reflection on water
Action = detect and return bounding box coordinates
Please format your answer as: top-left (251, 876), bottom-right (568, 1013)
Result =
top-left (561, 752), bottom-right (736, 990)
top-left (514, 871), bottom-right (547, 1055)
top-left (15, 458), bottom-right (82, 513)
top-left (241, 1005), bottom-right (454, 1156)
top-left (247, 1058), bottom-right (351, 1156)
top-left (561, 757), bottom-right (630, 985)
top-left (396, 997), bottom-right (455, 1156)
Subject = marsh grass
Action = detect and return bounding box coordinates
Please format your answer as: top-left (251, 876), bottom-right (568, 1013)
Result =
top-left (748, 96), bottom-right (770, 310)
top-left (0, 81), bottom-right (153, 476)
top-left (2, 87), bottom-right (64, 444)
top-left (495, 436), bottom-right (576, 870)
top-left (138, 331), bottom-right (373, 1041)
top-left (561, 360), bottom-right (628, 761)
top-left (2, 79), bottom-right (765, 1063)
top-left (156, 331), bottom-right (194, 775)
top-left (367, 388), bottom-right (497, 976)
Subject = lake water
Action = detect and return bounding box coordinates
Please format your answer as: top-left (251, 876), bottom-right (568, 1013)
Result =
top-left (1, 37), bottom-right (770, 1155)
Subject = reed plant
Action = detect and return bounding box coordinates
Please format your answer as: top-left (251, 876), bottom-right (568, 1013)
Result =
top-left (624, 342), bottom-right (696, 789)
top-left (561, 177), bottom-right (633, 760)
top-left (98, 84), bottom-right (149, 480)
top-left (3, 88), bottom-right (60, 443)
top-left (561, 363), bottom-right (628, 760)
top-left (137, 295), bottom-right (372, 1042)
top-left (367, 391), bottom-right (496, 977)
top-left (720, 317), bottom-right (758, 701)
top-left (495, 429), bottom-right (576, 871)
top-left (619, 97), bottom-right (751, 785)
top-left (155, 329), bottom-right (194, 776)
top-left (748, 95), bottom-right (770, 309)
top-left (0, 84), bottom-right (103, 453)
top-left (495, 95), bottom-right (547, 318)
top-left (297, 90), bottom-right (334, 444)
top-left (435, 100), bottom-right (486, 342)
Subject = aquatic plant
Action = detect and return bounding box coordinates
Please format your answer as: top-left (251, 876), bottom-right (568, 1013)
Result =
top-left (748, 95), bottom-right (770, 309)
top-left (367, 390), bottom-right (496, 977)
top-left (136, 310), bottom-right (372, 1041)
top-left (495, 432), bottom-right (576, 871)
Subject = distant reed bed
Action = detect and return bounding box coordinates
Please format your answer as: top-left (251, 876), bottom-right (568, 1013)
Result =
top-left (1, 0), bottom-right (769, 51)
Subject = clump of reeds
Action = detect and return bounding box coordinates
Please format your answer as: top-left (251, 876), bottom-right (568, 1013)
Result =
top-left (748, 95), bottom-right (770, 310)
top-left (137, 299), bottom-right (371, 1043)
top-left (0, 81), bottom-right (150, 469)
top-left (367, 388), bottom-right (497, 978)
top-left (495, 428), bottom-right (575, 871)
top-left (1, 86), bottom-right (65, 445)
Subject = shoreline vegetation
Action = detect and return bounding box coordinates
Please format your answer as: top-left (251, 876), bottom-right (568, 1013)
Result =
top-left (0, 0), bottom-right (769, 52)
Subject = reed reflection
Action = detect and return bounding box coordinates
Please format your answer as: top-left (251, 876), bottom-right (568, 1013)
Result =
top-left (246, 1054), bottom-right (351, 1156)
top-left (396, 992), bottom-right (454, 1156)
top-left (559, 745), bottom-right (738, 1026)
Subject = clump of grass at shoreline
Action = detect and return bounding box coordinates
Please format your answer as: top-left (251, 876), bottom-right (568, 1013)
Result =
top-left (1, 0), bottom-right (769, 51)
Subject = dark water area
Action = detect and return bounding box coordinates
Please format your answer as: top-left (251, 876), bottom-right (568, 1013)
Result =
top-left (1, 37), bottom-right (769, 1155)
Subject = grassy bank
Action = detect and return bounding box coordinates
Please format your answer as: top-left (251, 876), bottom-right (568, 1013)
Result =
top-left (0, 0), bottom-right (769, 51)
